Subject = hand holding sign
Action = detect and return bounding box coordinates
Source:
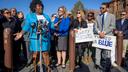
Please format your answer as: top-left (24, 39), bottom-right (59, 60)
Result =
top-left (75, 28), bottom-right (95, 43)
top-left (99, 32), bottom-right (105, 38)
top-left (74, 28), bottom-right (78, 33)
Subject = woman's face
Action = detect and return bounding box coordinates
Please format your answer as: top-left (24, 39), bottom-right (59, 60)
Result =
top-left (87, 13), bottom-right (93, 20)
top-left (77, 11), bottom-right (81, 18)
top-left (17, 12), bottom-right (24, 19)
top-left (35, 4), bottom-right (43, 14)
top-left (3, 10), bottom-right (11, 19)
top-left (58, 8), bottom-right (64, 16)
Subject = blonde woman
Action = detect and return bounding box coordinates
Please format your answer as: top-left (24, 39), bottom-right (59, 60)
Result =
top-left (53, 6), bottom-right (70, 68)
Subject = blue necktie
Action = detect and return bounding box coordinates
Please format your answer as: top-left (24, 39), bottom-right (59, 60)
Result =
top-left (101, 14), bottom-right (104, 32)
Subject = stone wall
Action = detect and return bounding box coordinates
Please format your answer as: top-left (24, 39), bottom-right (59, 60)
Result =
top-left (106, 0), bottom-right (128, 19)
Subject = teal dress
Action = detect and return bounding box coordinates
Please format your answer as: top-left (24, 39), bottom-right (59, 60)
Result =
top-left (22, 13), bottom-right (54, 52)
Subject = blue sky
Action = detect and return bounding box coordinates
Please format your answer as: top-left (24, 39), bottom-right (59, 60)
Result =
top-left (0, 0), bottom-right (111, 16)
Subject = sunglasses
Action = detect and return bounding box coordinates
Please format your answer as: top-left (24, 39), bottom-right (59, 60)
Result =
top-left (100, 7), bottom-right (105, 10)
top-left (58, 9), bottom-right (63, 12)
top-left (121, 14), bottom-right (126, 16)
top-left (77, 12), bottom-right (80, 14)
top-left (4, 11), bottom-right (11, 14)
top-left (88, 15), bottom-right (93, 17)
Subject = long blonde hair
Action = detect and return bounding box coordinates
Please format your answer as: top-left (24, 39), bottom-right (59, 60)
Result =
top-left (77, 10), bottom-right (86, 21)
top-left (58, 6), bottom-right (67, 18)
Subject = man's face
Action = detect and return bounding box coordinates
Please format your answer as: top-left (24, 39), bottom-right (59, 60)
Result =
top-left (35, 4), bottom-right (43, 14)
top-left (100, 5), bottom-right (107, 14)
top-left (121, 12), bottom-right (127, 19)
top-left (11, 8), bottom-right (16, 16)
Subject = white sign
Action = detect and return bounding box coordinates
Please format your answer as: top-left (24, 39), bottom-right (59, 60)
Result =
top-left (92, 35), bottom-right (116, 50)
top-left (75, 28), bottom-right (95, 43)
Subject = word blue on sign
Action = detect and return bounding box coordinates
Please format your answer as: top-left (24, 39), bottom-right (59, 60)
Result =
top-left (98, 39), bottom-right (112, 47)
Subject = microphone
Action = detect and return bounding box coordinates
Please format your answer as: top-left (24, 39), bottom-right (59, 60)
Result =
top-left (31, 22), bottom-right (36, 36)
top-left (31, 22), bottom-right (36, 29)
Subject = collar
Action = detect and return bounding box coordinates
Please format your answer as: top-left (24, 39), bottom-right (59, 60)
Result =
top-left (104, 12), bottom-right (108, 15)
top-left (100, 12), bottom-right (108, 16)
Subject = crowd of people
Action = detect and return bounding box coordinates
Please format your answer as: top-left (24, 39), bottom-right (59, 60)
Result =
top-left (0, 0), bottom-right (128, 72)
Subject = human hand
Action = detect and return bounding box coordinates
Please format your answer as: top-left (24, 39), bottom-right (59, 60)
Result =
top-left (99, 32), bottom-right (105, 38)
top-left (14, 32), bottom-right (23, 40)
top-left (54, 23), bottom-right (58, 27)
top-left (74, 28), bottom-right (78, 33)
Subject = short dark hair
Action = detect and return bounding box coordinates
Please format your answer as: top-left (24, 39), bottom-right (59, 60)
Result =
top-left (29, 0), bottom-right (44, 13)
top-left (1, 8), bottom-right (9, 14)
top-left (17, 11), bottom-right (23, 15)
top-left (102, 3), bottom-right (109, 8)
top-left (51, 13), bottom-right (57, 17)
top-left (10, 8), bottom-right (17, 12)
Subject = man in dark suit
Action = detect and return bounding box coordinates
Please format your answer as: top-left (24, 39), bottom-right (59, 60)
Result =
top-left (116, 11), bottom-right (128, 58)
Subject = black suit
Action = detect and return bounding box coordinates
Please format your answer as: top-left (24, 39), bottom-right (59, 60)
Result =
top-left (116, 19), bottom-right (128, 39)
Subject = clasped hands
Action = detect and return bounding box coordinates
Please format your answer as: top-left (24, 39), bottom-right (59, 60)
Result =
top-left (99, 32), bottom-right (106, 38)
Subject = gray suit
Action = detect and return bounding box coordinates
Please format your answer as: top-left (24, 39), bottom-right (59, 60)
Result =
top-left (95, 12), bottom-right (116, 66)
top-left (95, 12), bottom-right (115, 35)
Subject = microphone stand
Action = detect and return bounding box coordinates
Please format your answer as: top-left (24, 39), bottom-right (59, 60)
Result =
top-left (37, 20), bottom-right (43, 72)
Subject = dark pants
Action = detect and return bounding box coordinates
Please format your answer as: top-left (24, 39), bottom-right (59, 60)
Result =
top-left (50, 36), bottom-right (57, 64)
top-left (13, 37), bottom-right (27, 67)
top-left (75, 43), bottom-right (85, 66)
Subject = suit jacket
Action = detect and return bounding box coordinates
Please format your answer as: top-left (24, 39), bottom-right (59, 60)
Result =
top-left (116, 19), bottom-right (128, 39)
top-left (95, 12), bottom-right (116, 35)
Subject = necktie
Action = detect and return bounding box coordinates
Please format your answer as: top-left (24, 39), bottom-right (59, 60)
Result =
top-left (101, 14), bottom-right (104, 32)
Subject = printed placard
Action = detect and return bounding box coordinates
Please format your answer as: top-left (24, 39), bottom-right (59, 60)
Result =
top-left (92, 35), bottom-right (116, 50)
top-left (75, 28), bottom-right (95, 43)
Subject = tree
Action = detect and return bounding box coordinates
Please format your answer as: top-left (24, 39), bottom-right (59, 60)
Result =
top-left (71, 0), bottom-right (85, 18)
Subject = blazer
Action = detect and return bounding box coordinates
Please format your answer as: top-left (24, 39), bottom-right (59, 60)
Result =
top-left (116, 19), bottom-right (128, 39)
top-left (53, 17), bottom-right (70, 36)
top-left (23, 13), bottom-right (53, 41)
top-left (95, 12), bottom-right (116, 35)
